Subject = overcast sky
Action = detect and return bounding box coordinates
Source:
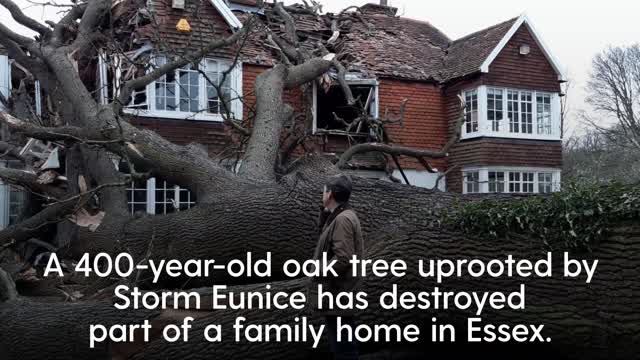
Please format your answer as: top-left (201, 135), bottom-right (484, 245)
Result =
top-left (2, 0), bottom-right (639, 136)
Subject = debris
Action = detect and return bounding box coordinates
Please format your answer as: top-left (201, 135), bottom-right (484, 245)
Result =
top-left (68, 209), bottom-right (106, 232)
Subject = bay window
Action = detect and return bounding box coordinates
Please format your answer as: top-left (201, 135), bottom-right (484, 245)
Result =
top-left (461, 85), bottom-right (561, 140)
top-left (462, 167), bottom-right (561, 194)
top-left (100, 51), bottom-right (242, 122)
top-left (463, 171), bottom-right (480, 194)
top-left (464, 89), bottom-right (479, 134)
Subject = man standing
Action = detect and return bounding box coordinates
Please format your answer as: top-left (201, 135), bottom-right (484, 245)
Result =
top-left (311, 174), bottom-right (364, 360)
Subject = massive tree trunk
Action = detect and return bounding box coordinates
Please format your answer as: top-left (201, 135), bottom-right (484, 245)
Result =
top-left (1, 222), bottom-right (638, 359)
top-left (0, 2), bottom-right (637, 359)
top-left (65, 158), bottom-right (455, 286)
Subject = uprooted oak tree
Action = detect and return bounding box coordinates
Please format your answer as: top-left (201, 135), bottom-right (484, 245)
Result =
top-left (0, 1), bottom-right (638, 359)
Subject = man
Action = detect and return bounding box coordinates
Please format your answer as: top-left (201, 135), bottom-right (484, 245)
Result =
top-left (311, 174), bottom-right (364, 360)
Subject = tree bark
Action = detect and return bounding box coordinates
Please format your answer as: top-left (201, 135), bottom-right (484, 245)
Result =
top-left (0, 223), bottom-right (637, 359)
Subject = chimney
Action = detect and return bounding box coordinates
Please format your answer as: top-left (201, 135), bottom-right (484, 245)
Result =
top-left (362, 2), bottom-right (398, 16)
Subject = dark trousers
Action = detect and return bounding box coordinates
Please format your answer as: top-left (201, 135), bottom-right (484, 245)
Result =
top-left (325, 315), bottom-right (359, 360)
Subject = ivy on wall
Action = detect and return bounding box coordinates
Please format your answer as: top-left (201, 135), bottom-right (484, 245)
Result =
top-left (443, 182), bottom-right (640, 251)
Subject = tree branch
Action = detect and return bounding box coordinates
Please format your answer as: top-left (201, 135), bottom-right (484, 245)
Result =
top-left (338, 96), bottom-right (466, 170)
top-left (0, 0), bottom-right (51, 36)
top-left (115, 17), bottom-right (256, 113)
top-left (0, 167), bottom-right (66, 200)
top-left (0, 267), bottom-right (17, 303)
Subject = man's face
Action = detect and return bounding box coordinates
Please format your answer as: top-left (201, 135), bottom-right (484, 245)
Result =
top-left (322, 186), bottom-right (332, 208)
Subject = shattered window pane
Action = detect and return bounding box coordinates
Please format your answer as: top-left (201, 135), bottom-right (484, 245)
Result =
top-left (316, 84), bottom-right (375, 133)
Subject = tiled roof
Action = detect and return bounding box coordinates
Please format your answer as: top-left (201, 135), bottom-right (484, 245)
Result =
top-left (340, 15), bottom-right (450, 82)
top-left (233, 3), bottom-right (521, 83)
top-left (441, 17), bottom-right (518, 81)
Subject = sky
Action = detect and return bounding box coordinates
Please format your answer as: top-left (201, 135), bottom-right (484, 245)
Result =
top-left (2, 0), bottom-right (639, 137)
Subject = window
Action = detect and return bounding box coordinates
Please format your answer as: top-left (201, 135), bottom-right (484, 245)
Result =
top-left (521, 172), bottom-right (535, 193)
top-left (509, 171), bottom-right (535, 193)
top-left (488, 171), bottom-right (505, 193)
top-left (314, 82), bottom-right (377, 134)
top-left (537, 93), bottom-right (552, 135)
top-left (507, 90), bottom-right (520, 133)
top-left (0, 54), bottom-right (10, 112)
top-left (520, 91), bottom-right (533, 134)
top-left (538, 172), bottom-right (554, 193)
top-left (127, 180), bottom-right (149, 214)
top-left (464, 90), bottom-right (479, 134)
top-left (464, 171), bottom-right (480, 194)
top-left (126, 178), bottom-right (196, 215)
top-left (461, 86), bottom-right (560, 140)
top-left (8, 187), bottom-right (25, 226)
top-left (509, 90), bottom-right (533, 134)
top-left (487, 88), bottom-right (504, 132)
top-left (509, 172), bottom-right (521, 193)
top-left (100, 51), bottom-right (242, 121)
top-left (463, 167), bottom-right (560, 194)
top-left (205, 59), bottom-right (232, 115)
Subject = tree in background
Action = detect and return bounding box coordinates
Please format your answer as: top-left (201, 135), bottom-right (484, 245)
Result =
top-left (564, 127), bottom-right (640, 183)
top-left (585, 44), bottom-right (640, 150)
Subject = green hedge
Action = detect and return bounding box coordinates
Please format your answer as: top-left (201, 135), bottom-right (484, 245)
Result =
top-left (443, 181), bottom-right (640, 251)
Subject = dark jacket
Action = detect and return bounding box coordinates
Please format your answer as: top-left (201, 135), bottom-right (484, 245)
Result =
top-left (309, 205), bottom-right (364, 315)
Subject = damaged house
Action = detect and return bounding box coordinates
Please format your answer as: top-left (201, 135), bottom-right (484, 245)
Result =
top-left (0, 0), bottom-right (566, 222)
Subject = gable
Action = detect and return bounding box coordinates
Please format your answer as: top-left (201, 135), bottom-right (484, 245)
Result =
top-left (480, 15), bottom-right (565, 82)
top-left (483, 24), bottom-right (562, 92)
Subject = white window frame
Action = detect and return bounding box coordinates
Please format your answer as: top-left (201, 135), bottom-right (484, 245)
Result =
top-left (460, 85), bottom-right (561, 141)
top-left (127, 177), bottom-right (196, 215)
top-left (462, 166), bottom-right (561, 194)
top-left (0, 54), bottom-right (11, 112)
top-left (462, 88), bottom-right (480, 136)
top-left (312, 79), bottom-right (379, 134)
top-left (100, 52), bottom-right (243, 122)
top-left (463, 170), bottom-right (480, 194)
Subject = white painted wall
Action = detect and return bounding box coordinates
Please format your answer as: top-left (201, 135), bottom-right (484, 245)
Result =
top-left (392, 170), bottom-right (446, 191)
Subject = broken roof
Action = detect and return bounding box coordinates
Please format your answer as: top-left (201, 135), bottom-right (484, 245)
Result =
top-left (231, 2), bottom-right (560, 84)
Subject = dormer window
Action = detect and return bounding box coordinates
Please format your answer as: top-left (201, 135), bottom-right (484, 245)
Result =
top-left (461, 86), bottom-right (561, 140)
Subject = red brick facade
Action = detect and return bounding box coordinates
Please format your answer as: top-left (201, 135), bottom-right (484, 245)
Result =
top-left (119, 2), bottom-right (563, 193)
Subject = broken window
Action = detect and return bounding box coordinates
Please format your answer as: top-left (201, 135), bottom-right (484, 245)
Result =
top-left (314, 82), bottom-right (377, 134)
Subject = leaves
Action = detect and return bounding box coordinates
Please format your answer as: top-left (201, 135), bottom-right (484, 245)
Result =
top-left (443, 181), bottom-right (640, 252)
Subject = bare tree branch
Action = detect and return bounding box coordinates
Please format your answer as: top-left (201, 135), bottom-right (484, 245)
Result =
top-left (115, 17), bottom-right (256, 113)
top-left (0, 0), bottom-right (51, 36)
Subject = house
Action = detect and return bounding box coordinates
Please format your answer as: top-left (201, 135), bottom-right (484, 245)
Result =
top-left (0, 0), bottom-right (566, 219)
